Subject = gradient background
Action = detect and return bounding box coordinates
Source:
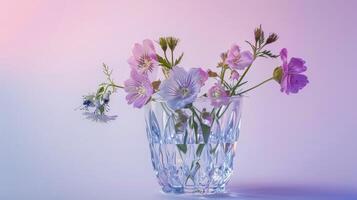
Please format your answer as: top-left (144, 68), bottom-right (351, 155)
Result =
top-left (1, 0), bottom-right (357, 199)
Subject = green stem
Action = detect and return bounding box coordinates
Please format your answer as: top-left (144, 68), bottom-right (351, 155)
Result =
top-left (108, 84), bottom-right (124, 89)
top-left (238, 77), bottom-right (274, 95)
top-left (164, 51), bottom-right (171, 68)
top-left (220, 67), bottom-right (227, 84)
top-left (102, 83), bottom-right (124, 97)
top-left (170, 49), bottom-right (174, 66)
top-left (230, 56), bottom-right (256, 95)
top-left (217, 102), bottom-right (231, 119)
top-left (230, 42), bottom-right (270, 95)
top-left (190, 107), bottom-right (202, 123)
top-left (215, 78), bottom-right (231, 90)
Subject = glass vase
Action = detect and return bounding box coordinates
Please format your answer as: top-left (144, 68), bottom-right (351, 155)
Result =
top-left (145, 96), bottom-right (242, 194)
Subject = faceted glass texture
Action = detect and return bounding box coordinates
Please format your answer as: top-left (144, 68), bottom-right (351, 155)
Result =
top-left (145, 96), bottom-right (242, 194)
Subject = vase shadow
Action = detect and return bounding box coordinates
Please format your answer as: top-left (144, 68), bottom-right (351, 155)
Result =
top-left (157, 183), bottom-right (357, 200)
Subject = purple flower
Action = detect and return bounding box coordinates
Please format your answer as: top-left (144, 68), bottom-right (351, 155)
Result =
top-left (124, 69), bottom-right (153, 108)
top-left (230, 70), bottom-right (240, 81)
top-left (159, 67), bottom-right (202, 110)
top-left (279, 48), bottom-right (309, 94)
top-left (208, 83), bottom-right (229, 107)
top-left (191, 67), bottom-right (208, 86)
top-left (226, 44), bottom-right (253, 70)
top-left (128, 39), bottom-right (158, 75)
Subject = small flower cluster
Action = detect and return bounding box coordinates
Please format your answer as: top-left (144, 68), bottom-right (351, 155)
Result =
top-left (80, 25), bottom-right (309, 120)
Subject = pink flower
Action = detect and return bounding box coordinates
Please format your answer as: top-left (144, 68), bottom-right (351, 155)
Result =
top-left (191, 67), bottom-right (208, 86)
top-left (124, 69), bottom-right (153, 108)
top-left (230, 70), bottom-right (240, 81)
top-left (128, 39), bottom-right (158, 75)
top-left (279, 48), bottom-right (309, 94)
top-left (208, 83), bottom-right (229, 108)
top-left (226, 44), bottom-right (253, 70)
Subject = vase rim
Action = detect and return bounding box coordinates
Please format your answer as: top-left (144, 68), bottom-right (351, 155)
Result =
top-left (151, 94), bottom-right (243, 103)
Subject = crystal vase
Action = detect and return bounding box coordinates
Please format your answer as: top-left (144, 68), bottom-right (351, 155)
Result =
top-left (145, 96), bottom-right (242, 194)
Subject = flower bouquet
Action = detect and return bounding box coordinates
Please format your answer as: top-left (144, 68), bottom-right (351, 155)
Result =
top-left (79, 25), bottom-right (309, 194)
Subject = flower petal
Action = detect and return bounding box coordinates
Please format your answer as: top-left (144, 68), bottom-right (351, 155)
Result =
top-left (133, 95), bottom-right (148, 108)
top-left (280, 48), bottom-right (288, 65)
top-left (127, 56), bottom-right (138, 68)
top-left (143, 39), bottom-right (156, 54)
top-left (288, 74), bottom-right (309, 94)
top-left (288, 57), bottom-right (307, 74)
top-left (236, 51), bottom-right (253, 70)
top-left (229, 44), bottom-right (240, 56)
top-left (132, 43), bottom-right (144, 58)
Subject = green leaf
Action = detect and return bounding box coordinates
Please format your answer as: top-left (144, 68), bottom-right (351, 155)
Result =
top-left (157, 54), bottom-right (171, 68)
top-left (201, 124), bottom-right (211, 143)
top-left (259, 50), bottom-right (279, 58)
top-left (245, 40), bottom-right (256, 52)
top-left (177, 129), bottom-right (188, 154)
top-left (196, 144), bottom-right (205, 157)
top-left (97, 86), bottom-right (105, 94)
top-left (98, 105), bottom-right (105, 114)
top-left (174, 53), bottom-right (184, 66)
top-left (210, 144), bottom-right (219, 154)
top-left (192, 119), bottom-right (199, 142)
top-left (176, 144), bottom-right (187, 154)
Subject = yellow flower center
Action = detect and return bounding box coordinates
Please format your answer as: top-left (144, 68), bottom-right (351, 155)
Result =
top-left (213, 91), bottom-right (221, 98)
top-left (137, 86), bottom-right (146, 95)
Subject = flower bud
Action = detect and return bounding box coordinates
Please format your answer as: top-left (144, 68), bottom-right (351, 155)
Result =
top-left (208, 70), bottom-right (219, 77)
top-left (254, 25), bottom-right (264, 43)
top-left (166, 37), bottom-right (179, 51)
top-left (266, 33), bottom-right (278, 44)
top-left (151, 80), bottom-right (161, 90)
top-left (273, 67), bottom-right (283, 83)
top-left (159, 37), bottom-right (167, 52)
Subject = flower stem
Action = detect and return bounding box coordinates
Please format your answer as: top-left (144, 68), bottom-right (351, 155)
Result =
top-left (163, 51), bottom-right (171, 68)
top-left (108, 84), bottom-right (124, 89)
top-left (220, 67), bottom-right (227, 84)
top-left (230, 56), bottom-right (256, 95)
top-left (230, 42), bottom-right (270, 95)
top-left (217, 102), bottom-right (231, 119)
top-left (170, 49), bottom-right (174, 66)
top-left (238, 77), bottom-right (274, 95)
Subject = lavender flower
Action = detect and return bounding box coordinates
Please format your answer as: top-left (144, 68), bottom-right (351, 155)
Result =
top-left (124, 69), bottom-right (153, 108)
top-left (159, 67), bottom-right (202, 110)
top-left (128, 39), bottom-right (158, 75)
top-left (278, 48), bottom-right (309, 94)
top-left (191, 67), bottom-right (208, 86)
top-left (208, 83), bottom-right (229, 107)
top-left (226, 44), bottom-right (253, 70)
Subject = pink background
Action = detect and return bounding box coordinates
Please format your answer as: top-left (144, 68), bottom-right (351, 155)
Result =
top-left (1, 0), bottom-right (356, 199)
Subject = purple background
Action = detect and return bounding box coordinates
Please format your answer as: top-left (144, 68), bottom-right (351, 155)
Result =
top-left (1, 0), bottom-right (356, 199)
